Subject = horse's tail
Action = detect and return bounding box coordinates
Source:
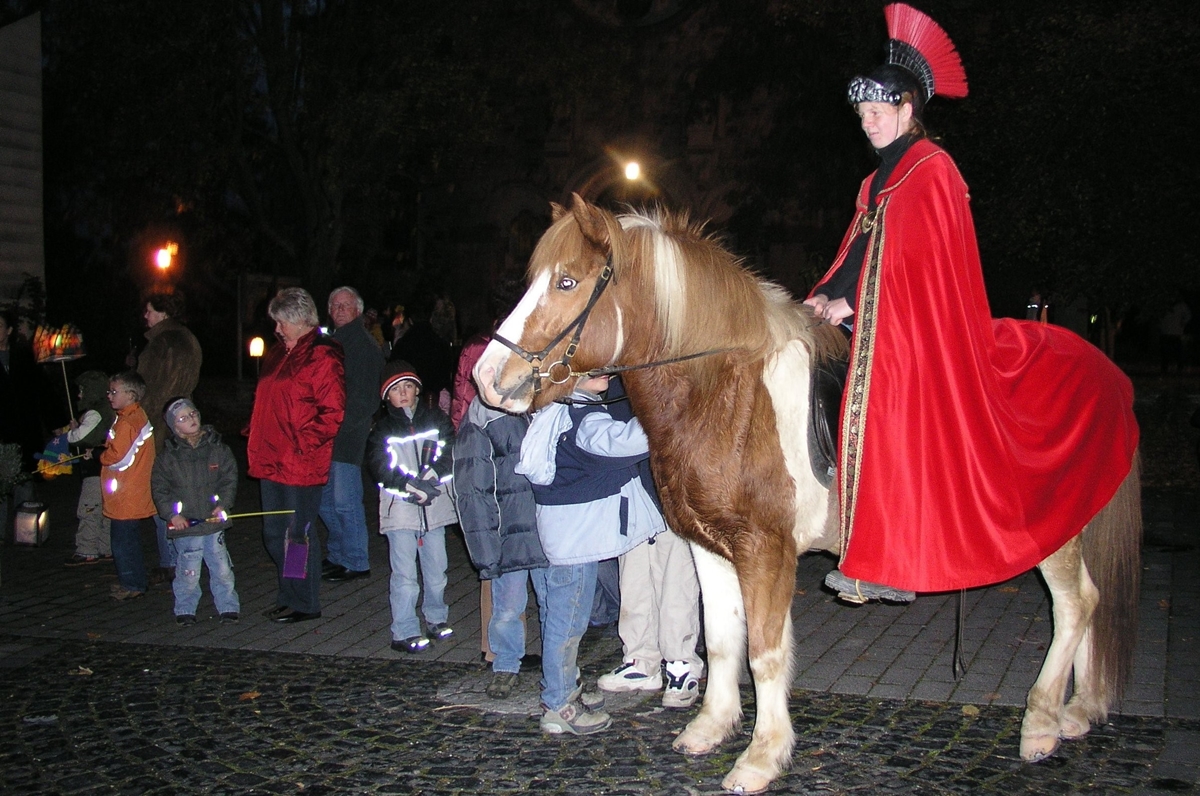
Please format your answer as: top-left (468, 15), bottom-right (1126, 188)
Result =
top-left (1081, 450), bottom-right (1142, 708)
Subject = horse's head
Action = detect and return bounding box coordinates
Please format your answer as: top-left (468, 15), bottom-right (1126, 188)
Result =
top-left (475, 193), bottom-right (625, 413)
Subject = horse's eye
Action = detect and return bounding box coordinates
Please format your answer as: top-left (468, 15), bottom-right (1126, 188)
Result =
top-left (557, 276), bottom-right (577, 291)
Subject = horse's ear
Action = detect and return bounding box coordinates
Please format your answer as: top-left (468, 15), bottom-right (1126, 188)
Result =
top-left (569, 192), bottom-right (611, 252)
top-left (550, 202), bottom-right (567, 222)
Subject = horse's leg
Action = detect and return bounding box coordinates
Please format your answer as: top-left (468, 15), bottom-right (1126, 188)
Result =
top-left (720, 549), bottom-right (796, 795)
top-left (1060, 621), bottom-right (1099, 740)
top-left (1022, 536), bottom-right (1098, 762)
top-left (674, 545), bottom-right (745, 756)
top-left (1063, 459), bottom-right (1142, 741)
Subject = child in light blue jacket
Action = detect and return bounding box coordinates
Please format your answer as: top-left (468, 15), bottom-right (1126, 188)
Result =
top-left (517, 374), bottom-right (662, 736)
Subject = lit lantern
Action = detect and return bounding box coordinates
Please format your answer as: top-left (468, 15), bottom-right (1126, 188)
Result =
top-left (249, 336), bottom-right (265, 377)
top-left (14, 501), bottom-right (49, 546)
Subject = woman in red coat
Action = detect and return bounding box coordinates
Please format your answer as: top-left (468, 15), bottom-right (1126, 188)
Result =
top-left (806, 4), bottom-right (1138, 603)
top-left (248, 287), bottom-right (345, 623)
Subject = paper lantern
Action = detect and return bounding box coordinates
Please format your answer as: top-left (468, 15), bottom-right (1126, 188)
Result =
top-left (14, 501), bottom-right (49, 546)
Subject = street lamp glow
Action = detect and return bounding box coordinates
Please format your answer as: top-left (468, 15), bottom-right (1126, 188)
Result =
top-left (624, 162), bottom-right (640, 180)
top-left (155, 242), bottom-right (179, 270)
top-left (248, 337), bottom-right (265, 358)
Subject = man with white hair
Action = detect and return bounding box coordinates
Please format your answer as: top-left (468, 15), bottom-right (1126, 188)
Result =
top-left (321, 286), bottom-right (385, 582)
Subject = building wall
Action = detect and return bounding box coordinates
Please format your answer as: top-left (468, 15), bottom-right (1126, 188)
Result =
top-left (0, 13), bottom-right (44, 303)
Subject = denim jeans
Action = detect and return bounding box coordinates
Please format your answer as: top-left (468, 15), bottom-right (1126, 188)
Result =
top-left (384, 527), bottom-right (448, 640)
top-left (152, 514), bottom-right (178, 568)
top-left (318, 462), bottom-right (371, 572)
top-left (531, 562), bottom-right (597, 711)
top-left (489, 568), bottom-right (545, 674)
top-left (591, 557), bottom-right (620, 626)
top-left (110, 517), bottom-right (149, 593)
top-left (260, 480), bottom-right (324, 614)
top-left (170, 532), bottom-right (240, 616)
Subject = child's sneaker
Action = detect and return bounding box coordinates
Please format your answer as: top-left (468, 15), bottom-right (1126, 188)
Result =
top-left (109, 584), bottom-right (144, 601)
top-left (391, 636), bottom-right (431, 654)
top-left (486, 671), bottom-right (520, 699)
top-left (540, 698), bottom-right (612, 735)
top-left (175, 614), bottom-right (197, 626)
top-left (662, 660), bottom-right (701, 708)
top-left (64, 554), bottom-right (100, 567)
top-left (427, 622), bottom-right (454, 640)
top-left (597, 661), bottom-right (662, 692)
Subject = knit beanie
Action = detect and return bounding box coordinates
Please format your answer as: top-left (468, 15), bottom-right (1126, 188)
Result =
top-left (380, 360), bottom-right (422, 399)
top-left (164, 397), bottom-right (200, 436)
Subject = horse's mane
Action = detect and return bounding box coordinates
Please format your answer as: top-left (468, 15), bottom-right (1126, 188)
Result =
top-left (615, 208), bottom-right (845, 365)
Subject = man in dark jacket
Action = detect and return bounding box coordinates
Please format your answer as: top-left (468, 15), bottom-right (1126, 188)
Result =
top-left (136, 290), bottom-right (203, 584)
top-left (320, 287), bottom-right (385, 582)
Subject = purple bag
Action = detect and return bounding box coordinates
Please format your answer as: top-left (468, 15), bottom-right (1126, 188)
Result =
top-left (282, 523), bottom-right (310, 579)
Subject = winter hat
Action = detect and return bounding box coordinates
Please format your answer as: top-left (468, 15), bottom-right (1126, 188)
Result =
top-left (380, 360), bottom-right (422, 399)
top-left (164, 397), bottom-right (200, 434)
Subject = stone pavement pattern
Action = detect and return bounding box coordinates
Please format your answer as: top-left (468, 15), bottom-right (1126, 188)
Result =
top-left (1, 438), bottom-right (1198, 793)
top-left (0, 639), bottom-right (1189, 795)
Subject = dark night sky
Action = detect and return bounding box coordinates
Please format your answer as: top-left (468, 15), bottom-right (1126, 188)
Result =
top-left (2, 0), bottom-right (1196, 371)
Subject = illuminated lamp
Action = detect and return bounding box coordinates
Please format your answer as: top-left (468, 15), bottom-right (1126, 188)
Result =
top-left (14, 501), bottom-right (49, 546)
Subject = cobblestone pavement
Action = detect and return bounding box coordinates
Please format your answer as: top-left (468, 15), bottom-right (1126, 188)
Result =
top-left (2, 635), bottom-right (1196, 795)
top-left (1, 424), bottom-right (1197, 794)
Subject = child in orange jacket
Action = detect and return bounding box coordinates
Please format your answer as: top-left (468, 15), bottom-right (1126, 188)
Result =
top-left (100, 371), bottom-right (157, 601)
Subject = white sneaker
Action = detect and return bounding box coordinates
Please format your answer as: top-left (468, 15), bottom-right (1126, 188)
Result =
top-left (662, 660), bottom-right (701, 708)
top-left (597, 661), bottom-right (662, 693)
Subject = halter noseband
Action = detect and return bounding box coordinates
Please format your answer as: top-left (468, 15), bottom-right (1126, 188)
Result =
top-left (491, 256), bottom-right (614, 395)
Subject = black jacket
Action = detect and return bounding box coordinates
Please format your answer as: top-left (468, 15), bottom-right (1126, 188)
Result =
top-left (453, 398), bottom-right (546, 579)
top-left (330, 317), bottom-right (385, 466)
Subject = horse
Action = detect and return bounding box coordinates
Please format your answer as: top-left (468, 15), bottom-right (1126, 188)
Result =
top-left (472, 194), bottom-right (1142, 794)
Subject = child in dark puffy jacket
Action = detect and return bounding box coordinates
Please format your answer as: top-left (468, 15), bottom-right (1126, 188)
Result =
top-left (151, 397), bottom-right (240, 625)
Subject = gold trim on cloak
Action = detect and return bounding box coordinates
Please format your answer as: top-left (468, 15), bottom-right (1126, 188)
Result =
top-left (837, 198), bottom-right (889, 562)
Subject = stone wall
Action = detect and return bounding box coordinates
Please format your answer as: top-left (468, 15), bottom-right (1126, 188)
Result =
top-left (0, 13), bottom-right (43, 303)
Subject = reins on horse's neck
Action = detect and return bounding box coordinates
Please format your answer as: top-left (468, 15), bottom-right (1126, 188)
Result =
top-left (583, 347), bottom-right (734, 378)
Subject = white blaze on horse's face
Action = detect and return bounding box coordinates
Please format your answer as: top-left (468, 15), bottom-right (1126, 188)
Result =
top-left (474, 270), bottom-right (552, 413)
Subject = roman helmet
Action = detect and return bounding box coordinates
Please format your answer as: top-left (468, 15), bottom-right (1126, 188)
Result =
top-left (847, 3), bottom-right (969, 117)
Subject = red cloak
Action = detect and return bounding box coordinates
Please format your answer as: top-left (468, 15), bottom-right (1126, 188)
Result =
top-left (811, 139), bottom-right (1138, 592)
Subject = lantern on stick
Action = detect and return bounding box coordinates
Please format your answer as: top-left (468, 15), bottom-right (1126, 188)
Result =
top-left (32, 324), bottom-right (87, 422)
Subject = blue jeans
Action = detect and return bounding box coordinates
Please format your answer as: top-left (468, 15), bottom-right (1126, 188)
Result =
top-left (318, 462), bottom-right (371, 572)
top-left (260, 480), bottom-right (324, 614)
top-left (110, 517), bottom-right (149, 593)
top-left (489, 568), bottom-right (545, 674)
top-left (531, 562), bottom-right (597, 711)
top-left (152, 515), bottom-right (177, 568)
top-left (170, 532), bottom-right (240, 616)
top-left (591, 557), bottom-right (620, 626)
top-left (385, 527), bottom-right (449, 640)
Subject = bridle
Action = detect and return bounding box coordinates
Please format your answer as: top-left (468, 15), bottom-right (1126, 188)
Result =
top-left (491, 256), bottom-right (614, 395)
top-left (491, 252), bottom-right (734, 395)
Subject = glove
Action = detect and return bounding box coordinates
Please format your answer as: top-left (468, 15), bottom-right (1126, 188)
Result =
top-left (405, 480), bottom-right (442, 505)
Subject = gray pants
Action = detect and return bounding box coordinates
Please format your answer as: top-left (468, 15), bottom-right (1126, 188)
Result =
top-left (74, 476), bottom-right (111, 557)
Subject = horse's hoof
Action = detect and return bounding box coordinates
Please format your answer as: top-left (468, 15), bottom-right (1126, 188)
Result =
top-left (1059, 705), bottom-right (1092, 740)
top-left (722, 766), bottom-right (772, 795)
top-left (673, 729), bottom-right (719, 756)
top-left (1020, 734), bottom-right (1060, 762)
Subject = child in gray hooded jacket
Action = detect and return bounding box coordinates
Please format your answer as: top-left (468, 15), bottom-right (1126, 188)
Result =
top-left (151, 397), bottom-right (240, 625)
